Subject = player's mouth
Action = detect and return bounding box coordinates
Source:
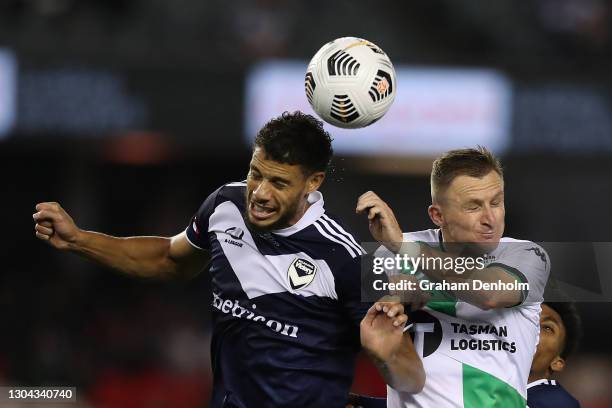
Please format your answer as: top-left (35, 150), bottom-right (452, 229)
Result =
top-left (249, 201), bottom-right (277, 221)
top-left (478, 231), bottom-right (496, 240)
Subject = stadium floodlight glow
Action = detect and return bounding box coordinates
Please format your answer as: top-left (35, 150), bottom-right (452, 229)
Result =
top-left (245, 61), bottom-right (512, 156)
top-left (0, 49), bottom-right (17, 139)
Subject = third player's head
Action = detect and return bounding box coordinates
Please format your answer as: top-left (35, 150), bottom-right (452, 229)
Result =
top-left (529, 302), bottom-right (582, 381)
top-left (246, 111), bottom-right (333, 231)
top-left (428, 147), bottom-right (505, 251)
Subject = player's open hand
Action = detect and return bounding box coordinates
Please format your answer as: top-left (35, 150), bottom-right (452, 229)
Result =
top-left (360, 300), bottom-right (407, 364)
top-left (356, 191), bottom-right (403, 252)
top-left (33, 202), bottom-right (80, 250)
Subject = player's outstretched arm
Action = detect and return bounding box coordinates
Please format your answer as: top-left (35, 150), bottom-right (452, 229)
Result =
top-left (360, 302), bottom-right (425, 394)
top-left (33, 202), bottom-right (207, 280)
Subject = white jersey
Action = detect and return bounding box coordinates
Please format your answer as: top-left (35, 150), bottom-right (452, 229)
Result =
top-left (381, 229), bottom-right (550, 408)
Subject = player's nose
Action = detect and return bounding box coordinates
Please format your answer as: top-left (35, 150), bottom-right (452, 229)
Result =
top-left (480, 205), bottom-right (496, 228)
top-left (252, 180), bottom-right (272, 202)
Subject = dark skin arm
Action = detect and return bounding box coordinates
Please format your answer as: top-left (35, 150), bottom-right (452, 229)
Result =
top-left (33, 202), bottom-right (207, 280)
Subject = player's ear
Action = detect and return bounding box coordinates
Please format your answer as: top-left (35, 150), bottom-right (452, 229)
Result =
top-left (428, 204), bottom-right (444, 227)
top-left (549, 356), bottom-right (565, 373)
top-left (306, 171), bottom-right (325, 194)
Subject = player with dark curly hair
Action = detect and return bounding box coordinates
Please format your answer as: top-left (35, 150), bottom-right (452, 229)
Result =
top-left (33, 111), bottom-right (424, 408)
top-left (527, 301), bottom-right (582, 407)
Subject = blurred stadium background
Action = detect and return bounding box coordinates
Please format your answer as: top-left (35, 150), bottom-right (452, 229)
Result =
top-left (2, 0), bottom-right (612, 406)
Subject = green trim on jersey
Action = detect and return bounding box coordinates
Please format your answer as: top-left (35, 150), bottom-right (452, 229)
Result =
top-left (426, 286), bottom-right (457, 316)
top-left (462, 363), bottom-right (526, 408)
top-left (487, 262), bottom-right (529, 305)
top-left (427, 299), bottom-right (457, 316)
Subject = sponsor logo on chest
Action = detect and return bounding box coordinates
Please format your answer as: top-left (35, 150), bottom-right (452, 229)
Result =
top-left (288, 257), bottom-right (318, 290)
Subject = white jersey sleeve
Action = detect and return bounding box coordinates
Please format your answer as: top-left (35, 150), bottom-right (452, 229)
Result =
top-left (491, 239), bottom-right (550, 304)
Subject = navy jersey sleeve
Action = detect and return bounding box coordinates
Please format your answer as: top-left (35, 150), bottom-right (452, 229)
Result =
top-left (527, 383), bottom-right (580, 408)
top-left (335, 255), bottom-right (389, 327)
top-left (185, 186), bottom-right (224, 250)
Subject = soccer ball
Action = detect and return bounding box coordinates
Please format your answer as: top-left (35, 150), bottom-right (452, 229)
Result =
top-left (305, 37), bottom-right (396, 129)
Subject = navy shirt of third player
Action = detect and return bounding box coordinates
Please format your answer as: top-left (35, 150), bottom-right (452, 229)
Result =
top-left (527, 379), bottom-right (580, 408)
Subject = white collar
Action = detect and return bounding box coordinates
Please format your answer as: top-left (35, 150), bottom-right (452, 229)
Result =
top-left (527, 379), bottom-right (554, 389)
top-left (272, 191), bottom-right (324, 237)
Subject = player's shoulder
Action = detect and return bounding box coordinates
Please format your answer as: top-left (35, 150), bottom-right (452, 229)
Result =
top-left (215, 180), bottom-right (247, 201)
top-left (500, 236), bottom-right (539, 246)
top-left (311, 211), bottom-right (365, 261)
top-left (201, 181), bottom-right (246, 209)
top-left (499, 236), bottom-right (543, 249)
top-left (527, 379), bottom-right (580, 407)
top-left (498, 237), bottom-right (549, 263)
top-left (192, 181), bottom-right (246, 224)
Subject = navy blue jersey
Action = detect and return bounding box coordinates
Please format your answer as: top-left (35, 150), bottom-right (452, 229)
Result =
top-left (527, 379), bottom-right (580, 408)
top-left (186, 182), bottom-right (374, 408)
top-left (346, 394), bottom-right (386, 408)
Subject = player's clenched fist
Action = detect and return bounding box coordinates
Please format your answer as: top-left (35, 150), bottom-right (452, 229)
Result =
top-left (33, 202), bottom-right (80, 250)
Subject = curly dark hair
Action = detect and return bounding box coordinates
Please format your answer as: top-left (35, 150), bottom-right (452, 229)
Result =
top-left (254, 111), bottom-right (333, 174)
top-left (544, 301), bottom-right (582, 360)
